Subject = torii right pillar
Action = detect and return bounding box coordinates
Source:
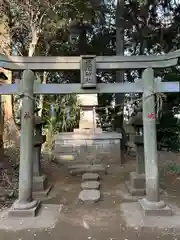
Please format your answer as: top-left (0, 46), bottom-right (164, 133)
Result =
top-left (139, 68), bottom-right (172, 216)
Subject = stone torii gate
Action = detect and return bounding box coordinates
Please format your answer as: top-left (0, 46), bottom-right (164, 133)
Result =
top-left (1, 51), bottom-right (180, 217)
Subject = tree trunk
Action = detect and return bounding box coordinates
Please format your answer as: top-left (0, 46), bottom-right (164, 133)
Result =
top-left (114, 0), bottom-right (126, 149)
top-left (38, 71), bottom-right (47, 117)
top-left (0, 16), bottom-right (18, 146)
top-left (28, 27), bottom-right (42, 115)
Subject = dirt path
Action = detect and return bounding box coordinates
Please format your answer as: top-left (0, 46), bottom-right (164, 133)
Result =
top-left (0, 159), bottom-right (179, 240)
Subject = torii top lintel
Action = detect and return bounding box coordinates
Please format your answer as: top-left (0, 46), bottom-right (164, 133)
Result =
top-left (0, 50), bottom-right (180, 71)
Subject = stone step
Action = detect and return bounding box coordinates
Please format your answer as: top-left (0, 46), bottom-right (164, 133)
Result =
top-left (68, 164), bottom-right (106, 175)
top-left (79, 190), bottom-right (100, 203)
top-left (81, 181), bottom-right (100, 190)
top-left (82, 173), bottom-right (100, 181)
top-left (53, 155), bottom-right (103, 165)
top-left (68, 164), bottom-right (105, 170)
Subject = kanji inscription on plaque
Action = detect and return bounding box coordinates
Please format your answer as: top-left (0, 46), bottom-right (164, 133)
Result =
top-left (80, 55), bottom-right (96, 88)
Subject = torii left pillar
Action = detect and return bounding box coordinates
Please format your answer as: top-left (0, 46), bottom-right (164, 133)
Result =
top-left (9, 70), bottom-right (40, 217)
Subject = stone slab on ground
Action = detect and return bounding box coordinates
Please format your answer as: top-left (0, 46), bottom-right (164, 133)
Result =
top-left (120, 202), bottom-right (180, 229)
top-left (0, 204), bottom-right (63, 231)
top-left (82, 173), bottom-right (100, 181)
top-left (81, 181), bottom-right (100, 190)
top-left (79, 190), bottom-right (100, 202)
top-left (68, 164), bottom-right (105, 170)
top-left (69, 164), bottom-right (106, 175)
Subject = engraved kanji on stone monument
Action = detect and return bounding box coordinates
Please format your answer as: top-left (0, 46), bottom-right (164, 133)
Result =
top-left (80, 55), bottom-right (96, 88)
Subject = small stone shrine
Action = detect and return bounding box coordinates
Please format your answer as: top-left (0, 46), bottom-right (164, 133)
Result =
top-left (74, 94), bottom-right (100, 132)
top-left (53, 93), bottom-right (122, 165)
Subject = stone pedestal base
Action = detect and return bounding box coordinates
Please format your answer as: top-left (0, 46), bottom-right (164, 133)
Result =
top-left (33, 175), bottom-right (52, 198)
top-left (73, 128), bottom-right (102, 134)
top-left (126, 172), bottom-right (145, 196)
top-left (8, 200), bottom-right (41, 218)
top-left (139, 198), bottom-right (172, 216)
top-left (53, 132), bottom-right (122, 165)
